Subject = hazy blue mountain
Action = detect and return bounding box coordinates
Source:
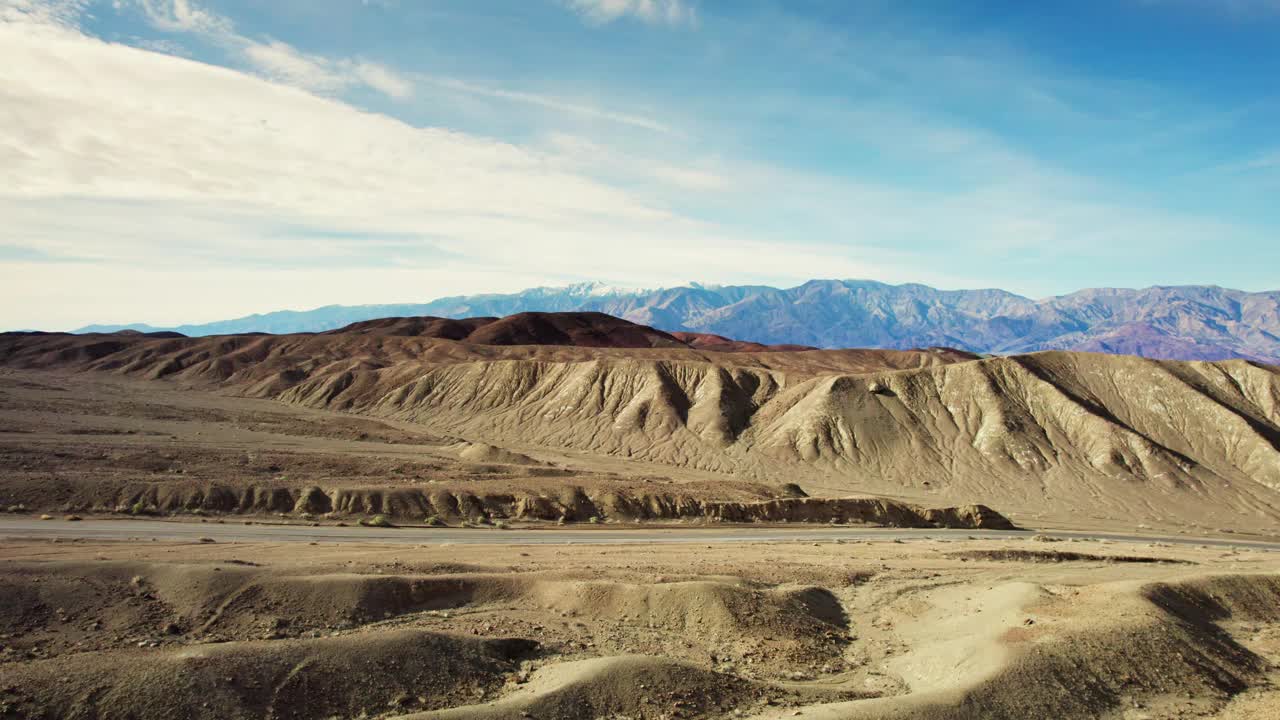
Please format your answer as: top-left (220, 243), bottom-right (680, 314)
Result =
top-left (70, 280), bottom-right (1280, 363)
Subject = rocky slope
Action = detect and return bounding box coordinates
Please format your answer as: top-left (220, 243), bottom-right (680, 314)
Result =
top-left (74, 281), bottom-right (1280, 362)
top-left (4, 319), bottom-right (1280, 531)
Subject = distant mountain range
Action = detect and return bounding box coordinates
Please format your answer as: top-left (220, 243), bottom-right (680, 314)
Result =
top-left (74, 280), bottom-right (1280, 363)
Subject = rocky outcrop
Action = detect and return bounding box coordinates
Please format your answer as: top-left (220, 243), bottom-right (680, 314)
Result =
top-left (86, 482), bottom-right (1015, 529)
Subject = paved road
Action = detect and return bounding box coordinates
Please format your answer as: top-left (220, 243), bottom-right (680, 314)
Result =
top-left (2, 517), bottom-right (1278, 550)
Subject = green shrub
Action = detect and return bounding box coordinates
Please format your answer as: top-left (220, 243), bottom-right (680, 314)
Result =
top-left (359, 514), bottom-right (394, 528)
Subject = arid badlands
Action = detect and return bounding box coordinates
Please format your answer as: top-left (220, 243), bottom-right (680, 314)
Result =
top-left (3, 312), bottom-right (1279, 720)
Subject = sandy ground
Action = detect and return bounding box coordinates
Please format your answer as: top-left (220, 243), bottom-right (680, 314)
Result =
top-left (2, 368), bottom-right (1276, 541)
top-left (0, 368), bottom-right (788, 510)
top-left (2, 360), bottom-right (1280, 719)
top-left (2, 534), bottom-right (1278, 719)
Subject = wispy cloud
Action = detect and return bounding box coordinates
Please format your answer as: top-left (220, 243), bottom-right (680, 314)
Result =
top-left (419, 75), bottom-right (677, 135)
top-left (239, 39), bottom-right (412, 99)
top-left (1, 9), bottom-right (904, 327)
top-left (0, 0), bottom-right (89, 28)
top-left (132, 0), bottom-right (414, 100)
top-left (564, 0), bottom-right (697, 26)
top-left (135, 0), bottom-right (229, 34)
top-left (134, 1), bottom-right (673, 130)
top-left (3, 0), bottom-right (1275, 329)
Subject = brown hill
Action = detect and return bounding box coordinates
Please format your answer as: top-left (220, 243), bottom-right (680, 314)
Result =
top-left (464, 312), bottom-right (686, 348)
top-left (671, 331), bottom-right (817, 353)
top-left (326, 316), bottom-right (498, 339)
top-left (3, 321), bottom-right (1280, 531)
top-left (330, 312), bottom-right (721, 350)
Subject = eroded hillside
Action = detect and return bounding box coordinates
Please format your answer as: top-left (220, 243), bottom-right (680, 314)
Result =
top-left (3, 319), bottom-right (1279, 532)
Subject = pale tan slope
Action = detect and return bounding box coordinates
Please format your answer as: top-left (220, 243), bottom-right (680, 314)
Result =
top-left (743, 353), bottom-right (1280, 528)
top-left (5, 534), bottom-right (1280, 720)
top-left (745, 573), bottom-right (1280, 720)
top-left (4, 330), bottom-right (1280, 531)
top-left (0, 332), bottom-right (958, 386)
top-left (276, 351), bottom-right (1280, 530)
top-left (333, 359), bottom-right (783, 472)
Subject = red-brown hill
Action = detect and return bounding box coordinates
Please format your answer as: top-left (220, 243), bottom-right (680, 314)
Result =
top-left (671, 332), bottom-right (817, 353)
top-left (323, 316), bottom-right (497, 340)
top-left (332, 312), bottom-right (701, 350)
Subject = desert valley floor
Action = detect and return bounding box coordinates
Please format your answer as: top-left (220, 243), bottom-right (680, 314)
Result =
top-left (3, 314), bottom-right (1280, 719)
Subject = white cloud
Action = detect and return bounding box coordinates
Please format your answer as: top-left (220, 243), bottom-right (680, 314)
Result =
top-left (242, 41), bottom-right (413, 99)
top-left (132, 0), bottom-right (414, 100)
top-left (353, 60), bottom-right (413, 100)
top-left (136, 0), bottom-right (229, 33)
top-left (0, 23), bottom-right (657, 222)
top-left (242, 39), bottom-right (348, 94)
top-left (0, 13), bottom-right (921, 328)
top-left (0, 0), bottom-right (88, 28)
top-left (564, 0), bottom-right (696, 26)
top-left (3, 0), bottom-right (1266, 330)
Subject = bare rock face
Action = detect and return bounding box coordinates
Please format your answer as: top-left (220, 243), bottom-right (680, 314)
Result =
top-left (76, 481), bottom-right (1014, 529)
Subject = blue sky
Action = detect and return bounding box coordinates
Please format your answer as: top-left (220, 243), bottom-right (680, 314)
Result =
top-left (2, 0), bottom-right (1278, 329)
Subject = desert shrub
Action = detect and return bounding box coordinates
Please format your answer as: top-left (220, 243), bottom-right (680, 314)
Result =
top-left (359, 514), bottom-right (394, 528)
top-left (781, 482), bottom-right (808, 498)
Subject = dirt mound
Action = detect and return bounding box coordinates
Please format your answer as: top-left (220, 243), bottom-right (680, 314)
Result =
top-left (527, 579), bottom-right (849, 666)
top-left (3, 534), bottom-right (1277, 720)
top-left (0, 561), bottom-right (541, 658)
top-left (3, 629), bottom-right (534, 720)
top-left (405, 655), bottom-right (764, 720)
top-left (0, 561), bottom-right (855, 671)
top-left (451, 442), bottom-right (542, 466)
top-left (0, 558), bottom-right (871, 699)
